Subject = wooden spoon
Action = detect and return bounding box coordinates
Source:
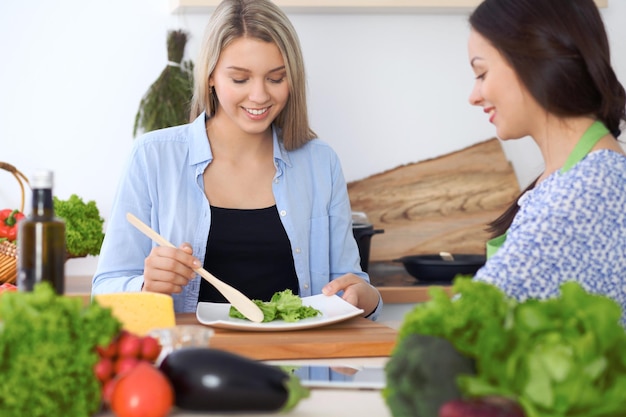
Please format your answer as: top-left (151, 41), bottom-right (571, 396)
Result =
top-left (126, 212), bottom-right (264, 323)
top-left (439, 251), bottom-right (455, 262)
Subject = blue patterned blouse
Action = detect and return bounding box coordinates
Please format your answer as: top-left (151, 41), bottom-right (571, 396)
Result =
top-left (474, 149), bottom-right (626, 325)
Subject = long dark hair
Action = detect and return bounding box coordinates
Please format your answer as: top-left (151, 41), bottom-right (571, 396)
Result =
top-left (470, 0), bottom-right (626, 237)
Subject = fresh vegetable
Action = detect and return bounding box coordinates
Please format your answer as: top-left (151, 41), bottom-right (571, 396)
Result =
top-left (110, 361), bottom-right (174, 417)
top-left (0, 283), bottom-right (121, 417)
top-left (115, 357), bottom-right (140, 375)
top-left (53, 194), bottom-right (105, 258)
top-left (117, 331), bottom-right (143, 357)
top-left (383, 333), bottom-right (476, 417)
top-left (391, 277), bottom-right (626, 417)
top-left (229, 289), bottom-right (321, 322)
top-left (159, 347), bottom-right (310, 412)
top-left (0, 208), bottom-right (24, 241)
top-left (140, 335), bottom-right (161, 361)
top-left (103, 378), bottom-right (118, 405)
top-left (94, 329), bottom-right (163, 407)
top-left (94, 357), bottom-right (115, 383)
top-left (0, 282), bottom-right (17, 294)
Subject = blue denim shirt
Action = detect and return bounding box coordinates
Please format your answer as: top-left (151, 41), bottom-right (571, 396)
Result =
top-left (93, 113), bottom-right (382, 319)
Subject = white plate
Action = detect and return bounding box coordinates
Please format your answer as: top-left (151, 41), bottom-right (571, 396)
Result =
top-left (196, 294), bottom-right (364, 331)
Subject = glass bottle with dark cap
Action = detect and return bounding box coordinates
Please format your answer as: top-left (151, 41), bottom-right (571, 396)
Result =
top-left (17, 170), bottom-right (65, 294)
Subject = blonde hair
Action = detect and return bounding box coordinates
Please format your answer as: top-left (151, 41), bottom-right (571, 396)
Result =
top-left (190, 0), bottom-right (316, 150)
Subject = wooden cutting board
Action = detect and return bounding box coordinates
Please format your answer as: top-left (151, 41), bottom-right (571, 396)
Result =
top-left (176, 313), bottom-right (398, 360)
top-left (348, 138), bottom-right (521, 261)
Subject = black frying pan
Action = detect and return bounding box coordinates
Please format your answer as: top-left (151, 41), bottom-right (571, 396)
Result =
top-left (393, 254), bottom-right (486, 282)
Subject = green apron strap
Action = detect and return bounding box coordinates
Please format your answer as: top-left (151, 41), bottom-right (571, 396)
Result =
top-left (560, 121), bottom-right (609, 173)
top-left (486, 120), bottom-right (609, 259)
top-left (486, 232), bottom-right (507, 259)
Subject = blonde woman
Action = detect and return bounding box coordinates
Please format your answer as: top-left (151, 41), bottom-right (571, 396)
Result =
top-left (93, 0), bottom-right (381, 319)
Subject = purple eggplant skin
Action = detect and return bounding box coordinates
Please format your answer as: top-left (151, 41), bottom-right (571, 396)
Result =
top-left (159, 347), bottom-right (291, 412)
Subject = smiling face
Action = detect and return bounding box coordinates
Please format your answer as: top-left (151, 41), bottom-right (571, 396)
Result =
top-left (209, 36), bottom-right (290, 138)
top-left (467, 29), bottom-right (543, 140)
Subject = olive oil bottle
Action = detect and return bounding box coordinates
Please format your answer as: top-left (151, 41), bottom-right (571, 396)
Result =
top-left (17, 170), bottom-right (66, 294)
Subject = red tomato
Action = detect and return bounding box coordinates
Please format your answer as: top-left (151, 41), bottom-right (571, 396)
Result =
top-left (110, 362), bottom-right (174, 417)
top-left (102, 378), bottom-right (118, 405)
top-left (115, 357), bottom-right (140, 376)
top-left (97, 338), bottom-right (118, 359)
top-left (140, 336), bottom-right (162, 362)
top-left (118, 331), bottom-right (143, 358)
top-left (94, 357), bottom-right (114, 383)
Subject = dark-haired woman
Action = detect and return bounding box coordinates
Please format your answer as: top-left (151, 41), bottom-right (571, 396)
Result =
top-left (468, 0), bottom-right (626, 323)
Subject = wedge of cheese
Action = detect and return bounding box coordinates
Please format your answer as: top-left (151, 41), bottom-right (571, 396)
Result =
top-left (94, 292), bottom-right (176, 336)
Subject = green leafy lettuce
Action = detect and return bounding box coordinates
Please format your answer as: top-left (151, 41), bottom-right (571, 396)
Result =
top-left (394, 277), bottom-right (626, 417)
top-left (0, 283), bottom-right (121, 417)
top-left (53, 194), bottom-right (105, 258)
top-left (229, 289), bottom-right (321, 322)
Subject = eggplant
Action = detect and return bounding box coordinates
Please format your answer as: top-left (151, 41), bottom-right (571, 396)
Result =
top-left (159, 347), bottom-right (309, 412)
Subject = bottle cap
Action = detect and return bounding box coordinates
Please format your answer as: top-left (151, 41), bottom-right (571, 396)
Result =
top-left (31, 170), bottom-right (54, 189)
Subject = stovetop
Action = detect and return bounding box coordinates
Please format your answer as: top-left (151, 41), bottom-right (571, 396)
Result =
top-left (366, 261), bottom-right (453, 287)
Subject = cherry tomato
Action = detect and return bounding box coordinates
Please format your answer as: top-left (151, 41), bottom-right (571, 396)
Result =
top-left (140, 336), bottom-right (162, 362)
top-left (117, 331), bottom-right (142, 358)
top-left (102, 378), bottom-right (118, 405)
top-left (115, 357), bottom-right (140, 376)
top-left (94, 357), bottom-right (114, 383)
top-left (96, 338), bottom-right (118, 359)
top-left (110, 362), bottom-right (174, 417)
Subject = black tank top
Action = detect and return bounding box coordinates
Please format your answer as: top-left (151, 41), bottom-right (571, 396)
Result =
top-left (198, 205), bottom-right (299, 303)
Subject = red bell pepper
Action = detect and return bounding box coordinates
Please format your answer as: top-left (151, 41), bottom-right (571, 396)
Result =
top-left (0, 209), bottom-right (25, 241)
top-left (0, 282), bottom-right (17, 293)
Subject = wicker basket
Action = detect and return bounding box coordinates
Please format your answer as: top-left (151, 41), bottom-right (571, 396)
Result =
top-left (0, 162), bottom-right (29, 284)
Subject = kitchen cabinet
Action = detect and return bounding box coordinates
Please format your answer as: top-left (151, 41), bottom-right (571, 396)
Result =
top-left (170, 0), bottom-right (608, 13)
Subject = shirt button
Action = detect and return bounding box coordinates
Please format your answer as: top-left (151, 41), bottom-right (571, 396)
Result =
top-left (295, 248), bottom-right (301, 254)
top-left (274, 178), bottom-right (279, 184)
top-left (304, 284), bottom-right (309, 289)
top-left (280, 210), bottom-right (287, 216)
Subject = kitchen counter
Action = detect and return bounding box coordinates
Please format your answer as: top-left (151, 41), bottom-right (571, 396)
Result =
top-left (100, 380), bottom-right (393, 417)
top-left (71, 269), bottom-right (415, 417)
top-left (66, 262), bottom-right (451, 306)
top-left (367, 261), bottom-right (452, 304)
top-left (96, 315), bottom-right (396, 417)
top-left (364, 261), bottom-right (454, 325)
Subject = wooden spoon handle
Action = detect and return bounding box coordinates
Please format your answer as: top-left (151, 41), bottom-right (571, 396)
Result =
top-left (126, 212), bottom-right (264, 323)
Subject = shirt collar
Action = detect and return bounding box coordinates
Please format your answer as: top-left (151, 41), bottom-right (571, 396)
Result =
top-left (188, 112), bottom-right (213, 167)
top-left (188, 112), bottom-right (292, 168)
top-left (272, 125), bottom-right (292, 168)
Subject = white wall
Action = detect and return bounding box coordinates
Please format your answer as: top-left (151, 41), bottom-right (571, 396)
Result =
top-left (1, 1), bottom-right (625, 276)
